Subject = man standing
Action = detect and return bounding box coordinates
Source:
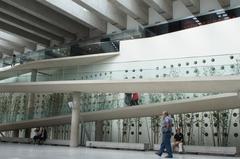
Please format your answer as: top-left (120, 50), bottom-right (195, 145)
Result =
top-left (11, 54), bottom-right (16, 66)
top-left (156, 111), bottom-right (173, 158)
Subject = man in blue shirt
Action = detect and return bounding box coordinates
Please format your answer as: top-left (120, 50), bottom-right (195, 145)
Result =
top-left (156, 111), bottom-right (173, 158)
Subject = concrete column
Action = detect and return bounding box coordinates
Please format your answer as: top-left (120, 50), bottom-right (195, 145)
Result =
top-left (95, 121), bottom-right (103, 141)
top-left (25, 69), bottom-right (37, 138)
top-left (70, 93), bottom-right (80, 147)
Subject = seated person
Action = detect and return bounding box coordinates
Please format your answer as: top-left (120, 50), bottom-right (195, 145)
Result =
top-left (33, 128), bottom-right (41, 144)
top-left (33, 127), bottom-right (47, 144)
top-left (40, 127), bottom-right (47, 143)
top-left (173, 128), bottom-right (184, 153)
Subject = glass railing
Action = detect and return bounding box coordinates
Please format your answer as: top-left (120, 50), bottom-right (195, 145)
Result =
top-left (0, 41), bottom-right (119, 69)
top-left (28, 53), bottom-right (240, 82)
top-left (69, 41), bottom-right (119, 56)
top-left (0, 92), bottom-right (210, 125)
top-left (0, 47), bottom-right (70, 68)
top-left (104, 27), bottom-right (144, 41)
top-left (1, 53), bottom-right (240, 83)
top-left (144, 6), bottom-right (240, 37)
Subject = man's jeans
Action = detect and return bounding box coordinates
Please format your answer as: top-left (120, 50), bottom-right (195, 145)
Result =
top-left (158, 132), bottom-right (173, 157)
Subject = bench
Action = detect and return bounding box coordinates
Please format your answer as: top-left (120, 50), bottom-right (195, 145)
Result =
top-left (0, 137), bottom-right (32, 143)
top-left (86, 141), bottom-right (149, 151)
top-left (0, 137), bottom-right (69, 146)
top-left (153, 144), bottom-right (239, 156)
top-left (44, 139), bottom-right (69, 146)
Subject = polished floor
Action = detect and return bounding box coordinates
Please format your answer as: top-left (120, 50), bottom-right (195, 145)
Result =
top-left (0, 143), bottom-right (239, 159)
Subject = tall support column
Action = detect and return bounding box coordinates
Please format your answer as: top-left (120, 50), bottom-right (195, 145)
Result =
top-left (95, 121), bottom-right (103, 141)
top-left (70, 93), bottom-right (80, 147)
top-left (25, 69), bottom-right (37, 138)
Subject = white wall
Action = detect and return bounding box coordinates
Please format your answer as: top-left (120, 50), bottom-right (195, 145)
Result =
top-left (105, 17), bottom-right (240, 63)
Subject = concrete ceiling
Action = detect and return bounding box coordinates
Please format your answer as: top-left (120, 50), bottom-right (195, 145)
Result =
top-left (0, 0), bottom-right (235, 56)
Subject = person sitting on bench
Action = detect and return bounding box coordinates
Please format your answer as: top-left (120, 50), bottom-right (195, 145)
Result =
top-left (33, 128), bottom-right (41, 144)
top-left (40, 127), bottom-right (47, 143)
top-left (173, 128), bottom-right (184, 153)
top-left (33, 127), bottom-right (47, 144)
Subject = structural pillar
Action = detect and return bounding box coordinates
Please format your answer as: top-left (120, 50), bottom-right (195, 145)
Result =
top-left (25, 69), bottom-right (37, 138)
top-left (70, 93), bottom-right (80, 147)
top-left (95, 121), bottom-right (103, 141)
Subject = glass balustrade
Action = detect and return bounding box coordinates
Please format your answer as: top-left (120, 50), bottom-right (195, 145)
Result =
top-left (0, 92), bottom-right (205, 125)
top-left (0, 41), bottom-right (119, 69)
top-left (3, 53), bottom-right (237, 82)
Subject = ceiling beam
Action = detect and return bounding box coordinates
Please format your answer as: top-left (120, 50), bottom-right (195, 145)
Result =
top-left (181, 0), bottom-right (200, 14)
top-left (3, 0), bottom-right (89, 36)
top-left (143, 0), bottom-right (173, 20)
top-left (0, 1), bottom-right (75, 41)
top-left (0, 30), bottom-right (36, 50)
top-left (0, 11), bottom-right (64, 43)
top-left (39, 0), bottom-right (107, 33)
top-left (218, 0), bottom-right (230, 8)
top-left (0, 20), bottom-right (50, 46)
top-left (73, 0), bottom-right (127, 29)
top-left (0, 38), bottom-right (24, 53)
top-left (0, 1), bottom-right (76, 40)
top-left (110, 0), bottom-right (148, 25)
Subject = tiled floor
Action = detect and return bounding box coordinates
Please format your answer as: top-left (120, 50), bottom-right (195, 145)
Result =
top-left (0, 143), bottom-right (238, 159)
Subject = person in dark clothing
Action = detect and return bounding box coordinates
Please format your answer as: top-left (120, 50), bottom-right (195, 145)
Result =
top-left (33, 127), bottom-right (47, 144)
top-left (11, 54), bottom-right (16, 66)
top-left (124, 93), bottom-right (132, 106)
top-left (173, 128), bottom-right (184, 153)
top-left (33, 128), bottom-right (41, 144)
top-left (40, 127), bottom-right (47, 142)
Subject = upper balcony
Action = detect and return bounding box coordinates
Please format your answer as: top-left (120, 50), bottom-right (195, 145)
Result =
top-left (0, 41), bottom-right (119, 69)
